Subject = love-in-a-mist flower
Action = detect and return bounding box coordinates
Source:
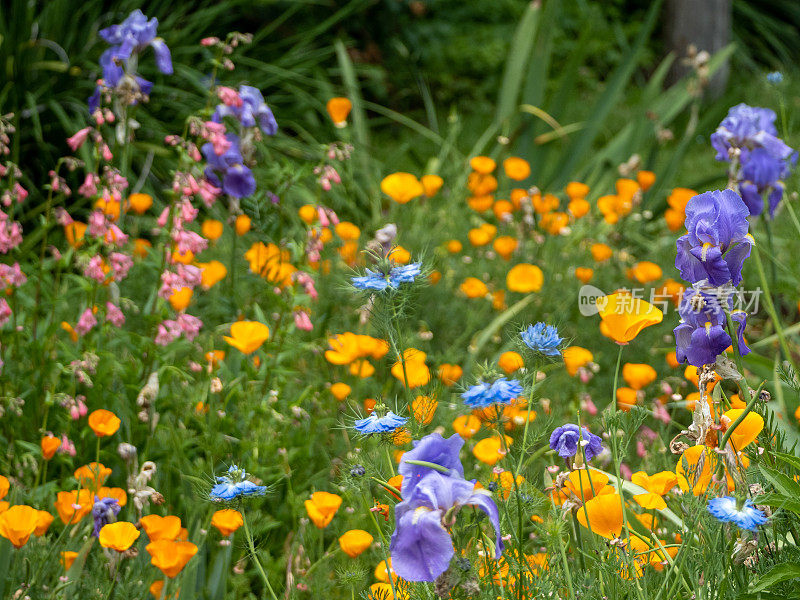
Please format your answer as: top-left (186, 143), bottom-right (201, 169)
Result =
top-left (520, 322), bottom-right (563, 356)
top-left (210, 465), bottom-right (266, 501)
top-left (351, 262), bottom-right (422, 291)
top-left (354, 405), bottom-right (407, 434)
top-left (461, 377), bottom-right (523, 409)
top-left (549, 424), bottom-right (604, 462)
top-left (675, 190), bottom-right (752, 287)
top-left (708, 496), bottom-right (767, 531)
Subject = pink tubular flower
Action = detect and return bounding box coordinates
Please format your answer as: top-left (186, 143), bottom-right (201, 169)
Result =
top-left (83, 255), bottom-right (107, 283)
top-left (88, 210), bottom-right (108, 237)
top-left (293, 310), bottom-right (313, 331)
top-left (0, 299), bottom-right (11, 326)
top-left (200, 37), bottom-right (219, 46)
top-left (155, 320), bottom-right (182, 346)
top-left (105, 302), bottom-right (125, 327)
top-left (104, 224), bottom-right (128, 247)
top-left (177, 313), bottom-right (202, 341)
top-left (156, 207), bottom-right (170, 228)
top-left (14, 183), bottom-right (28, 203)
top-left (198, 179), bottom-right (221, 208)
top-left (294, 271), bottom-right (318, 300)
top-left (75, 308), bottom-right (97, 336)
top-left (217, 86), bottom-right (243, 107)
top-left (78, 173), bottom-right (100, 197)
top-left (0, 214), bottom-right (23, 254)
top-left (66, 127), bottom-right (92, 151)
top-left (109, 252), bottom-right (133, 281)
top-left (58, 435), bottom-right (76, 456)
top-left (0, 263), bottom-right (26, 288)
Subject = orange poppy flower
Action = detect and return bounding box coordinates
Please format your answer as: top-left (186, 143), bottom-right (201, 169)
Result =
top-left (304, 491), bottom-right (342, 528)
top-left (349, 359), bottom-right (375, 378)
top-left (298, 204), bottom-right (317, 224)
top-left (498, 351), bottom-right (524, 374)
top-left (54, 489), bottom-right (93, 524)
top-left (34, 510), bottom-right (54, 536)
top-left (0, 476), bottom-right (8, 500)
top-left (141, 515), bottom-right (182, 542)
top-left (133, 238), bottom-right (152, 258)
top-left (492, 236), bottom-right (518, 260)
top-left (467, 195), bottom-right (494, 212)
top-left (468, 224), bottom-right (497, 246)
top-left (531, 193), bottom-right (559, 214)
top-left (330, 382), bottom-right (351, 401)
top-left (622, 363), bottom-right (658, 390)
top-left (387, 246), bottom-right (411, 264)
top-left (411, 396), bottom-right (437, 424)
top-left (590, 243), bottom-right (613, 262)
top-left (128, 193), bottom-right (153, 214)
top-left (88, 409), bottom-right (121, 437)
top-left (168, 287), bottom-right (193, 311)
top-left (637, 170), bottom-right (656, 191)
top-left (201, 219), bottom-right (224, 241)
top-left (41, 435), bottom-right (61, 459)
top-left (0, 505), bottom-right (39, 548)
top-left (64, 222), bottom-right (87, 248)
top-left (470, 156), bottom-right (496, 174)
top-left (616, 387), bottom-right (639, 411)
top-left (438, 364), bottom-right (462, 386)
top-left (563, 468), bottom-right (609, 502)
top-left (74, 462), bottom-right (112, 489)
top-left (61, 551), bottom-right (78, 570)
top-left (597, 293), bottom-right (663, 344)
top-left (198, 260), bottom-right (227, 289)
top-left (503, 157), bottom-right (530, 180)
top-left (562, 346), bottom-right (593, 376)
top-left (540, 211), bottom-right (569, 235)
top-left (575, 267), bottom-right (594, 283)
top-left (629, 261), bottom-right (663, 284)
top-left (631, 471), bottom-right (678, 510)
top-left (224, 321), bottom-right (270, 354)
top-left (421, 174), bottom-right (443, 197)
top-left (576, 491), bottom-right (623, 539)
top-left (506, 263), bottom-right (543, 293)
top-left (381, 173), bottom-right (424, 204)
top-left (452, 414), bottom-right (481, 439)
top-left (722, 408), bottom-right (764, 451)
top-left (568, 198), bottom-right (591, 218)
top-left (339, 529), bottom-right (374, 557)
top-left (493, 470), bottom-right (526, 500)
top-left (391, 349), bottom-right (430, 388)
top-left (211, 509), bottom-right (244, 536)
top-left (566, 182), bottom-right (589, 199)
top-left (460, 277), bottom-right (489, 299)
top-left (375, 558), bottom-right (397, 582)
top-left (98, 487), bottom-right (128, 507)
top-left (146, 539), bottom-right (198, 578)
top-left (326, 97), bottom-right (352, 127)
top-left (99, 522), bottom-right (140, 551)
top-left (473, 435), bottom-right (512, 466)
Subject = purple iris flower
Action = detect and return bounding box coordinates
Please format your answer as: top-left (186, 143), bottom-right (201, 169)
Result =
top-left (202, 134), bottom-right (256, 198)
top-left (461, 377), bottom-right (523, 408)
top-left (549, 424), bottom-right (604, 461)
top-left (390, 433), bottom-right (502, 582)
top-left (673, 285), bottom-right (749, 367)
top-left (92, 496), bottom-right (121, 537)
top-left (675, 190), bottom-right (752, 287)
top-left (711, 104), bottom-right (793, 162)
top-left (213, 85), bottom-right (278, 135)
top-left (738, 147), bottom-right (795, 217)
top-left (90, 10), bottom-right (172, 110)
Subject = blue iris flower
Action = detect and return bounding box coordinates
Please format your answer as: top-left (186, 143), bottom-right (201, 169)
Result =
top-left (201, 133), bottom-right (256, 198)
top-left (354, 411), bottom-right (407, 434)
top-left (90, 9), bottom-right (172, 111)
top-left (520, 322), bottom-right (563, 356)
top-left (708, 496), bottom-right (767, 531)
top-left (549, 423), bottom-right (604, 462)
top-left (461, 377), bottom-right (523, 408)
top-left (210, 465), bottom-right (266, 501)
top-left (213, 85), bottom-right (278, 136)
top-left (351, 262), bottom-right (422, 291)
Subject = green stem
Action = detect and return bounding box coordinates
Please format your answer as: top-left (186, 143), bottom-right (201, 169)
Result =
top-left (611, 344), bottom-right (624, 412)
top-left (242, 513), bottom-right (279, 600)
top-left (752, 242), bottom-right (796, 370)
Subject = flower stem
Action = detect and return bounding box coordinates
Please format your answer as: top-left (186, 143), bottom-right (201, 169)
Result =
top-left (242, 513), bottom-right (279, 600)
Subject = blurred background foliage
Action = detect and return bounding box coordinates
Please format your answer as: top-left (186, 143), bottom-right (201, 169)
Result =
top-left (2, 0), bottom-right (800, 204)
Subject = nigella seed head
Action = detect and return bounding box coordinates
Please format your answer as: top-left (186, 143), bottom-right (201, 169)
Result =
top-left (487, 481), bottom-right (499, 492)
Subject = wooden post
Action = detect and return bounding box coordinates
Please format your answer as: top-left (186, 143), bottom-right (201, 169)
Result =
top-left (665, 0), bottom-right (731, 97)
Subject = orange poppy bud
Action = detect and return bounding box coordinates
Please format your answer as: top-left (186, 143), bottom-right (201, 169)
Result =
top-left (326, 97), bottom-right (352, 127)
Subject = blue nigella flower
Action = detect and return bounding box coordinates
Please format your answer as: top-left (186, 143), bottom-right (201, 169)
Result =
top-left (90, 9), bottom-right (172, 111)
top-left (520, 322), bottom-right (563, 356)
top-left (210, 465), bottom-right (266, 501)
top-left (766, 71), bottom-right (783, 85)
top-left (461, 377), bottom-right (523, 409)
top-left (549, 424), bottom-right (604, 462)
top-left (708, 496), bottom-right (767, 531)
top-left (91, 496), bottom-right (121, 537)
top-left (354, 410), bottom-right (407, 434)
top-left (351, 262), bottom-right (422, 291)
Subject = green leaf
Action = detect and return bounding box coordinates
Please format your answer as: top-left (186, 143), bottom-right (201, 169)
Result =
top-left (749, 563), bottom-right (800, 593)
top-left (760, 464), bottom-right (800, 499)
top-left (495, 1), bottom-right (541, 125)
